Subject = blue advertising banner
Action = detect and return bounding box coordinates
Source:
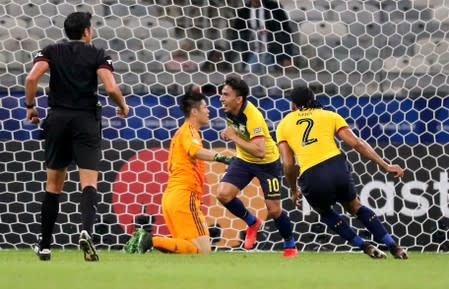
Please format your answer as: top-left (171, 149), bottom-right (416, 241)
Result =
top-left (1, 94), bottom-right (449, 143)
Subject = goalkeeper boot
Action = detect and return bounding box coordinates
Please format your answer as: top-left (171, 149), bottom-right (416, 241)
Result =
top-left (79, 230), bottom-right (99, 262)
top-left (136, 228), bottom-right (153, 254)
top-left (390, 246), bottom-right (408, 260)
top-left (125, 229), bottom-right (143, 253)
top-left (283, 247), bottom-right (298, 257)
top-left (363, 243), bottom-right (387, 259)
top-left (33, 242), bottom-right (51, 261)
top-left (244, 217), bottom-right (262, 249)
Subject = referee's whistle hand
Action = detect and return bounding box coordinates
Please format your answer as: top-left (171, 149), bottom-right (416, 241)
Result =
top-left (26, 108), bottom-right (40, 124)
top-left (116, 105), bottom-right (129, 117)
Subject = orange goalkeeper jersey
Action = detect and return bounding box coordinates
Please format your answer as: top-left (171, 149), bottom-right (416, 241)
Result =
top-left (165, 120), bottom-right (205, 196)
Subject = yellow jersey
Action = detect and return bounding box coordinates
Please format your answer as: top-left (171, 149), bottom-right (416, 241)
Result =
top-left (165, 120), bottom-right (205, 196)
top-left (276, 108), bottom-right (348, 175)
top-left (225, 101), bottom-right (279, 164)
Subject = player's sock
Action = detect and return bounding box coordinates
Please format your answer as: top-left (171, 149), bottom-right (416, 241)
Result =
top-left (40, 191), bottom-right (60, 249)
top-left (321, 209), bottom-right (364, 248)
top-left (80, 186), bottom-right (97, 235)
top-left (152, 236), bottom-right (198, 254)
top-left (382, 235), bottom-right (399, 252)
top-left (356, 206), bottom-right (396, 247)
top-left (283, 238), bottom-right (296, 249)
top-left (273, 211), bottom-right (295, 247)
top-left (223, 197), bottom-right (256, 225)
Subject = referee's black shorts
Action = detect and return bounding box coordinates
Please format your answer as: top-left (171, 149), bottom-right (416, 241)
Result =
top-left (42, 108), bottom-right (101, 170)
top-left (299, 154), bottom-right (358, 211)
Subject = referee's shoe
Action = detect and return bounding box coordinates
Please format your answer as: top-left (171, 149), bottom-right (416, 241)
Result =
top-left (79, 230), bottom-right (99, 261)
top-left (33, 241), bottom-right (51, 261)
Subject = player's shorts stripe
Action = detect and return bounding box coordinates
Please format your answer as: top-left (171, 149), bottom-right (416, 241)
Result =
top-left (189, 192), bottom-right (205, 235)
top-left (267, 193), bottom-right (281, 198)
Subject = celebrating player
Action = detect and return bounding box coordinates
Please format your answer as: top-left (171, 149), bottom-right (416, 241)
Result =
top-left (276, 86), bottom-right (408, 259)
top-left (25, 12), bottom-right (129, 261)
top-left (216, 76), bottom-right (297, 257)
top-left (125, 90), bottom-right (233, 254)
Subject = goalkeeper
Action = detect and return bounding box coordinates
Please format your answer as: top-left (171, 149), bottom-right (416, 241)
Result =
top-left (276, 86), bottom-right (408, 259)
top-left (126, 90), bottom-right (233, 254)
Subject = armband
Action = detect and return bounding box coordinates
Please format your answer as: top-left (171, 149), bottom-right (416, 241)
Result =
top-left (214, 153), bottom-right (233, 165)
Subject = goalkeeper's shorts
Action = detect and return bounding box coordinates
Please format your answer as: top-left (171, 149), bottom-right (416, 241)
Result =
top-left (162, 189), bottom-right (209, 240)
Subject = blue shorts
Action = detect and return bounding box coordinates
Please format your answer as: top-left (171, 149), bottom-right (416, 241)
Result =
top-left (299, 154), bottom-right (357, 211)
top-left (220, 158), bottom-right (282, 200)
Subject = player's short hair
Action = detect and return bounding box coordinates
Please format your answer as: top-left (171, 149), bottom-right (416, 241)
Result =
top-left (64, 12), bottom-right (92, 40)
top-left (180, 91), bottom-right (206, 117)
top-left (290, 86), bottom-right (323, 109)
top-left (223, 76), bottom-right (249, 102)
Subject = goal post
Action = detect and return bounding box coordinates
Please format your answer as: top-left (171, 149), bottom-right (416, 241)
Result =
top-left (1, 0), bottom-right (449, 252)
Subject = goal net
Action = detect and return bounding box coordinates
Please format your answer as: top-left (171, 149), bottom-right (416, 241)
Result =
top-left (1, 0), bottom-right (449, 252)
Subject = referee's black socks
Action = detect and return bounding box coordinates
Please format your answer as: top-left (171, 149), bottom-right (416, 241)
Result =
top-left (80, 186), bottom-right (98, 236)
top-left (40, 191), bottom-right (60, 249)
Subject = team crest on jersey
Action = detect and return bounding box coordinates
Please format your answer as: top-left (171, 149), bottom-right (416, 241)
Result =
top-left (253, 127), bottom-right (262, 134)
top-left (238, 124), bottom-right (246, 135)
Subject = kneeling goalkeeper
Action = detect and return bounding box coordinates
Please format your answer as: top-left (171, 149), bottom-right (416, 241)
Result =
top-left (126, 90), bottom-right (232, 254)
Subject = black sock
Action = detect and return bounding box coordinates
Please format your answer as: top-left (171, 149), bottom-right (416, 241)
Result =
top-left (80, 186), bottom-right (97, 235)
top-left (40, 191), bottom-right (60, 249)
top-left (222, 197), bottom-right (256, 225)
top-left (273, 211), bottom-right (295, 248)
top-left (321, 209), bottom-right (365, 248)
top-left (356, 206), bottom-right (397, 248)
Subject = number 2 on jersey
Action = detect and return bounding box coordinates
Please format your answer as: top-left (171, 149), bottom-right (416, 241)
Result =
top-left (296, 118), bottom-right (317, 147)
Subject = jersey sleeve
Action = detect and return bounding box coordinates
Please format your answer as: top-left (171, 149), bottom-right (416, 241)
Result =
top-left (246, 109), bottom-right (266, 139)
top-left (181, 127), bottom-right (203, 157)
top-left (276, 119), bottom-right (286, 144)
top-left (96, 48), bottom-right (114, 71)
top-left (33, 46), bottom-right (51, 64)
top-left (334, 112), bottom-right (349, 132)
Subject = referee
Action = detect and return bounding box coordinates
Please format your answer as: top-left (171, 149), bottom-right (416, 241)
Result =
top-left (25, 12), bottom-right (128, 261)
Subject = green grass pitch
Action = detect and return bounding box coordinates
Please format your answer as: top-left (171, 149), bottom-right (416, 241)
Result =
top-left (1, 250), bottom-right (448, 289)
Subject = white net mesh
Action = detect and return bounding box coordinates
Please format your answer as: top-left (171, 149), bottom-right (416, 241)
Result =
top-left (1, 0), bottom-right (449, 252)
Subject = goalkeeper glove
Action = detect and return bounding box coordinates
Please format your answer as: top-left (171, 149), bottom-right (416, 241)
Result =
top-left (214, 153), bottom-right (233, 165)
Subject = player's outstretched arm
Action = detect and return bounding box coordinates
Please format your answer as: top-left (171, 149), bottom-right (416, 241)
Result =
top-left (338, 127), bottom-right (404, 178)
top-left (195, 148), bottom-right (233, 164)
top-left (97, 68), bottom-right (129, 117)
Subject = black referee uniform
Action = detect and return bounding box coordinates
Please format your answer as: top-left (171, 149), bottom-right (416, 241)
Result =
top-left (33, 41), bottom-right (114, 170)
